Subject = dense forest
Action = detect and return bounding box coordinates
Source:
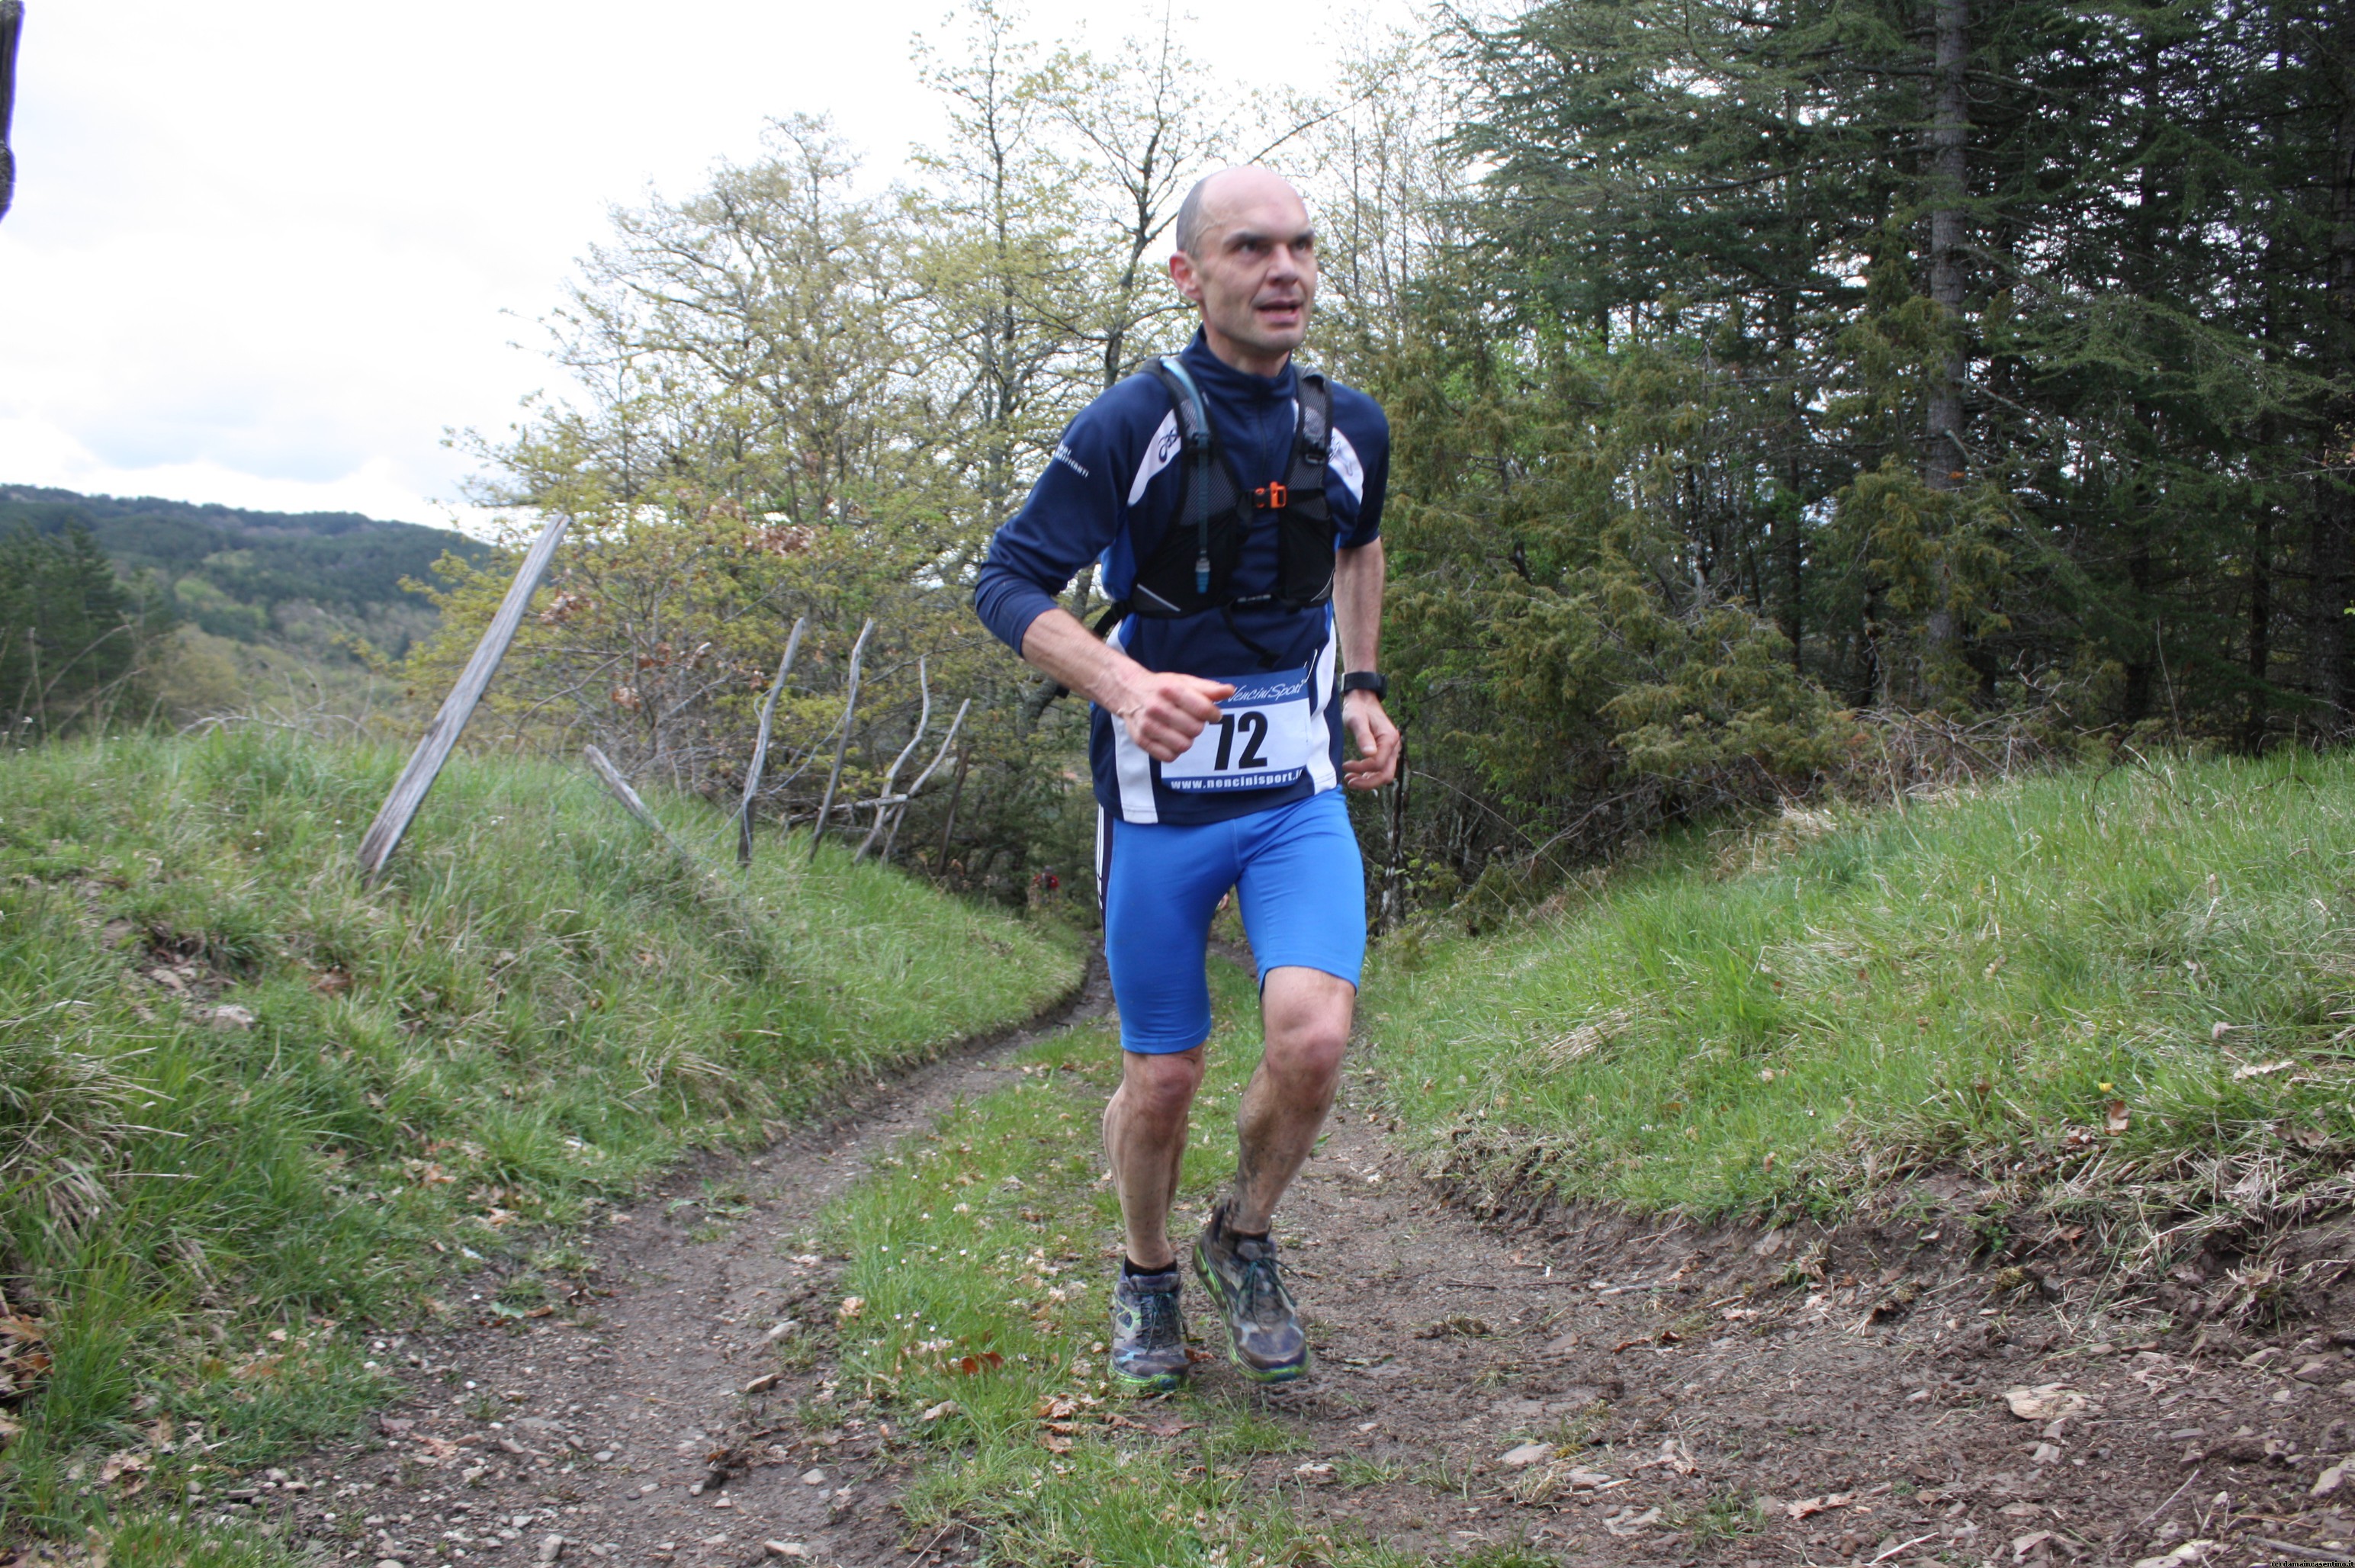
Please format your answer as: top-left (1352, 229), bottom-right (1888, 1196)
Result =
top-left (0, 486), bottom-right (489, 644)
top-left (0, 487), bottom-right (490, 737)
top-left (385, 0), bottom-right (2353, 904)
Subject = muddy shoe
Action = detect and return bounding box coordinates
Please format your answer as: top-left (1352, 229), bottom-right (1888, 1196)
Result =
top-left (1109, 1265), bottom-right (1189, 1393)
top-left (1192, 1205), bottom-right (1309, 1383)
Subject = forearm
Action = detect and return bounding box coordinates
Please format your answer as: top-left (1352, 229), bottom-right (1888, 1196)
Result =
top-left (1333, 539), bottom-right (1385, 672)
top-left (1018, 607), bottom-right (1155, 712)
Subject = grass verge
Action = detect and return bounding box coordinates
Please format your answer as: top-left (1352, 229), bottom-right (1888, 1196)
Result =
top-left (1361, 750), bottom-right (2355, 1280)
top-left (819, 959), bottom-right (1415, 1568)
top-left (0, 729), bottom-right (1080, 1544)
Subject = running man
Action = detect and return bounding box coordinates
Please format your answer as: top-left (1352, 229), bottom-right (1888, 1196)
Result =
top-left (972, 166), bottom-right (1399, 1390)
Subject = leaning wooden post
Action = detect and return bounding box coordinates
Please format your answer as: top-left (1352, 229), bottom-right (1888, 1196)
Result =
top-left (357, 513), bottom-right (569, 885)
top-left (933, 747), bottom-right (970, 873)
top-left (880, 696), bottom-right (969, 863)
top-left (584, 744), bottom-right (678, 848)
top-left (735, 616), bottom-right (807, 866)
top-left (808, 617), bottom-right (874, 857)
top-left (856, 656), bottom-right (930, 861)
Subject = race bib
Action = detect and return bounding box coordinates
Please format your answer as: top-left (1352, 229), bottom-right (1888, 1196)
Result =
top-left (1161, 668), bottom-right (1322, 793)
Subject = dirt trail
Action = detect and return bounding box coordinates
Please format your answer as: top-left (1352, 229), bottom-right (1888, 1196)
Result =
top-left (267, 960), bottom-right (2355, 1568)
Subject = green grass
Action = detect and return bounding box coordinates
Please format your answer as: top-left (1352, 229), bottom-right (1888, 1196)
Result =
top-left (1361, 749), bottom-right (2355, 1251)
top-left (0, 728), bottom-right (1080, 1541)
top-left (817, 959), bottom-right (1414, 1568)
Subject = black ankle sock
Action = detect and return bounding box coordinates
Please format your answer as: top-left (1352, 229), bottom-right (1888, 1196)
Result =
top-left (1123, 1255), bottom-right (1174, 1277)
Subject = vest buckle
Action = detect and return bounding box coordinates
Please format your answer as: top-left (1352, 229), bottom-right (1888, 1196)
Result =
top-left (1253, 481), bottom-right (1289, 510)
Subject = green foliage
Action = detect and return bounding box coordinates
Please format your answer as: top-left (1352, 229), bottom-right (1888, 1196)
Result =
top-left (0, 484), bottom-right (489, 659)
top-left (432, 6), bottom-right (1292, 903)
top-left (0, 518), bottom-right (169, 738)
top-left (0, 729), bottom-right (1078, 1531)
top-left (1362, 750), bottom-right (2355, 1242)
top-left (1284, 0), bottom-right (2355, 917)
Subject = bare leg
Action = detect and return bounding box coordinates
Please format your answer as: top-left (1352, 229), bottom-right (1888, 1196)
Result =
top-left (1103, 1045), bottom-right (1205, 1270)
top-left (1227, 966), bottom-right (1354, 1232)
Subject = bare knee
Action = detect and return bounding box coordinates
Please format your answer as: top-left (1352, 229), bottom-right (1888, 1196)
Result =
top-left (1259, 967), bottom-right (1353, 1094)
top-left (1116, 1049), bottom-right (1204, 1126)
top-left (1263, 1021), bottom-right (1347, 1094)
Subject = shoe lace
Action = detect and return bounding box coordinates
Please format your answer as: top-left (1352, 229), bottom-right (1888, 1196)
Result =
top-left (1234, 1245), bottom-right (1290, 1325)
top-left (1135, 1284), bottom-right (1181, 1345)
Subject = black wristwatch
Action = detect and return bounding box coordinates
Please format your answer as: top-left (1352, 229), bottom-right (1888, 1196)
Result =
top-left (1340, 671), bottom-right (1388, 699)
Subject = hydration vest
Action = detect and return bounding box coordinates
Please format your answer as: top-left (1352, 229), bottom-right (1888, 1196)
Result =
top-left (1100, 355), bottom-right (1338, 652)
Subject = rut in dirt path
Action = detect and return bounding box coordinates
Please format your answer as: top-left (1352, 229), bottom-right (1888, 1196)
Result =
top-left (265, 963), bottom-right (1107, 1568)
top-left (260, 954), bottom-right (2355, 1568)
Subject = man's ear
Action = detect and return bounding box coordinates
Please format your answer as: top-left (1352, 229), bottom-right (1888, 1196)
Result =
top-left (1168, 249), bottom-right (1203, 305)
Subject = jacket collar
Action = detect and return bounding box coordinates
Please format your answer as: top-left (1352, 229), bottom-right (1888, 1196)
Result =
top-left (1179, 328), bottom-right (1297, 403)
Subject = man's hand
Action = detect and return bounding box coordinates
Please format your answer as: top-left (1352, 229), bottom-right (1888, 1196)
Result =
top-left (1109, 671), bottom-right (1235, 763)
top-left (1018, 607), bottom-right (1232, 761)
top-left (1341, 689), bottom-right (1400, 789)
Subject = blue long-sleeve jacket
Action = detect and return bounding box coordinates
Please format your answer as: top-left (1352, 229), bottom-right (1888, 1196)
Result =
top-left (973, 329), bottom-right (1390, 826)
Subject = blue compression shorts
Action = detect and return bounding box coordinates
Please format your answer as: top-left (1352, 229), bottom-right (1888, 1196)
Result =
top-left (1095, 789), bottom-right (1367, 1056)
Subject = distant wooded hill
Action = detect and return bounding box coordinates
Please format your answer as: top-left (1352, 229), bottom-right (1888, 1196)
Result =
top-left (0, 484), bottom-right (491, 651)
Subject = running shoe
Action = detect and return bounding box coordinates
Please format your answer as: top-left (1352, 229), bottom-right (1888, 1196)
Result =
top-left (1108, 1264), bottom-right (1189, 1393)
top-left (1192, 1204), bottom-right (1309, 1383)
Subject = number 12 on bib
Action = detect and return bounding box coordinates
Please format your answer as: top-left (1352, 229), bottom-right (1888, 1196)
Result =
top-left (1161, 668), bottom-right (1322, 793)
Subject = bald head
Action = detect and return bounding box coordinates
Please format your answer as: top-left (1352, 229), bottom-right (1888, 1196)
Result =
top-left (1174, 166), bottom-right (1308, 259)
top-left (1167, 165), bottom-right (1318, 376)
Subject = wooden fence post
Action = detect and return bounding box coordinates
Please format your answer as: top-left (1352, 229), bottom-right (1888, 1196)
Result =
top-left (735, 616), bottom-right (807, 866)
top-left (357, 513), bottom-right (570, 885)
top-left (809, 618), bottom-right (874, 857)
top-left (934, 747), bottom-right (970, 873)
top-left (879, 697), bottom-right (969, 863)
top-left (856, 657), bottom-right (930, 861)
top-left (584, 744), bottom-right (677, 847)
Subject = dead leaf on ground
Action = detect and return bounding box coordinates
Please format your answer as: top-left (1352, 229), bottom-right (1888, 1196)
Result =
top-left (2106, 1100), bottom-right (2132, 1133)
top-left (1106, 1414), bottom-right (1199, 1437)
top-left (1415, 1316), bottom-right (1491, 1339)
top-left (1632, 1437), bottom-right (1697, 1475)
top-left (1602, 1505), bottom-right (1661, 1537)
top-left (1859, 1279), bottom-right (1919, 1328)
top-left (1786, 1492), bottom-right (1855, 1520)
top-left (2003, 1383), bottom-right (2088, 1422)
top-left (98, 1451), bottom-right (149, 1485)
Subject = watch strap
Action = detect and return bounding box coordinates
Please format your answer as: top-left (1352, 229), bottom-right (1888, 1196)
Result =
top-left (1339, 671), bottom-right (1387, 699)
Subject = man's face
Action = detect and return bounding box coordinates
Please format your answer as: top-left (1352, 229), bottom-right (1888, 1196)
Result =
top-left (1170, 172), bottom-right (1318, 373)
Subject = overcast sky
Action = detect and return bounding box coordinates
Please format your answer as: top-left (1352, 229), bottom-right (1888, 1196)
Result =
top-left (0, 1), bottom-right (1407, 532)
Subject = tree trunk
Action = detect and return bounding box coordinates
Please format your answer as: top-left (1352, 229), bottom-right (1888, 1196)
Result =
top-left (2308, 48), bottom-right (2355, 738)
top-left (2245, 502), bottom-right (2273, 753)
top-left (1920, 0), bottom-right (1970, 673)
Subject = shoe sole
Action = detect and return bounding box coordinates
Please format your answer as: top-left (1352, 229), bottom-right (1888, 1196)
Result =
top-left (1109, 1365), bottom-right (1187, 1394)
top-left (1191, 1242), bottom-right (1310, 1384)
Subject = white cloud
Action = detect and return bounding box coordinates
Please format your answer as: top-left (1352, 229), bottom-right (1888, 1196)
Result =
top-left (0, 0), bottom-right (1405, 530)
